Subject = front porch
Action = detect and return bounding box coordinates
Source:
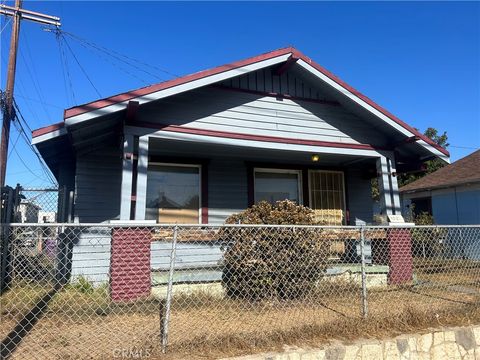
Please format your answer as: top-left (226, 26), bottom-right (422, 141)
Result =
top-left (119, 132), bottom-right (402, 225)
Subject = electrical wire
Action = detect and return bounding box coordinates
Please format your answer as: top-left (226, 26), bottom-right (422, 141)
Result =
top-left (56, 29), bottom-right (77, 105)
top-left (62, 30), bottom-right (179, 79)
top-left (60, 34), bottom-right (102, 97)
top-left (21, 28), bottom-right (52, 120)
top-left (0, 14), bottom-right (11, 35)
top-left (13, 99), bottom-right (57, 185)
top-left (64, 33), bottom-right (150, 85)
top-left (19, 40), bottom-right (51, 122)
top-left (7, 128), bottom-right (21, 158)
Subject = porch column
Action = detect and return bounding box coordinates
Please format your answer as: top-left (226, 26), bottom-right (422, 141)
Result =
top-left (134, 135), bottom-right (149, 220)
top-left (120, 134), bottom-right (135, 220)
top-left (377, 154), bottom-right (412, 284)
top-left (376, 155), bottom-right (401, 215)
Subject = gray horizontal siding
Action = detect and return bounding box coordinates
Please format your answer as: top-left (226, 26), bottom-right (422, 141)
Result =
top-left (138, 86), bottom-right (386, 147)
top-left (346, 168), bottom-right (373, 225)
top-left (208, 158), bottom-right (248, 224)
top-left (75, 145), bottom-right (122, 223)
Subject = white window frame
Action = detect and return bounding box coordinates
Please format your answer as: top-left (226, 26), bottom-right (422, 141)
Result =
top-left (253, 168), bottom-right (303, 205)
top-left (308, 169), bottom-right (346, 223)
top-left (147, 162), bottom-right (202, 224)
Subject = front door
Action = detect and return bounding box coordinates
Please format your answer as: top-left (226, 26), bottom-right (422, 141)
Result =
top-left (308, 170), bottom-right (346, 225)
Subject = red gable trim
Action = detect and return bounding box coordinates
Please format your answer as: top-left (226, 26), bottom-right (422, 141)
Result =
top-left (131, 121), bottom-right (384, 151)
top-left (64, 47), bottom-right (294, 119)
top-left (288, 49), bottom-right (449, 157)
top-left (44, 47), bottom-right (448, 157)
top-left (32, 122), bottom-right (65, 138)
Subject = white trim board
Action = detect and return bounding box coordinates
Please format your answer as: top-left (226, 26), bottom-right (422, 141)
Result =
top-left (296, 59), bottom-right (449, 163)
top-left (124, 126), bottom-right (383, 158)
top-left (64, 54), bottom-right (292, 126)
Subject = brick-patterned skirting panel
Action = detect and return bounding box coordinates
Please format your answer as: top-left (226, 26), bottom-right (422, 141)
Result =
top-left (110, 228), bottom-right (152, 302)
top-left (387, 228), bottom-right (413, 285)
top-left (223, 325), bottom-right (480, 360)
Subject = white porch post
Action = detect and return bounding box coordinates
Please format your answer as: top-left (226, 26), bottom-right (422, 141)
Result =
top-left (376, 154), bottom-right (401, 216)
top-left (389, 156), bottom-right (401, 214)
top-left (120, 133), bottom-right (134, 220)
top-left (134, 135), bottom-right (149, 220)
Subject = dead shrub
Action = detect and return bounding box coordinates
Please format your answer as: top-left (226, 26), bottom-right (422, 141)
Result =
top-left (219, 200), bottom-right (330, 301)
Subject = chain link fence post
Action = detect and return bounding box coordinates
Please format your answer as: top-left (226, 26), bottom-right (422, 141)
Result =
top-left (360, 226), bottom-right (368, 318)
top-left (161, 225), bottom-right (178, 354)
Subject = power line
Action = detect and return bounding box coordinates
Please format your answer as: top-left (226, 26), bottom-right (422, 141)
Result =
top-left (21, 27), bottom-right (52, 120)
top-left (60, 33), bottom-right (102, 97)
top-left (12, 99), bottom-right (57, 184)
top-left (7, 127), bottom-right (21, 158)
top-left (449, 145), bottom-right (479, 150)
top-left (12, 93), bottom-right (63, 109)
top-left (18, 32), bottom-right (51, 121)
top-left (56, 30), bottom-right (77, 105)
top-left (0, 12), bottom-right (10, 34)
top-left (62, 30), bottom-right (179, 79)
top-left (62, 31), bottom-right (150, 85)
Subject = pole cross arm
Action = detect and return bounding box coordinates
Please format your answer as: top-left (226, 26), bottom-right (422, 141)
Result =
top-left (0, 4), bottom-right (61, 27)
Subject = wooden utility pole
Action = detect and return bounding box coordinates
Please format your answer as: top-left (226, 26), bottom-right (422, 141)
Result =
top-left (0, 2), bottom-right (60, 187)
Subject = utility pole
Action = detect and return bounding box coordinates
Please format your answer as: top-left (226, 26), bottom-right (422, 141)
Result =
top-left (0, 2), bottom-right (61, 187)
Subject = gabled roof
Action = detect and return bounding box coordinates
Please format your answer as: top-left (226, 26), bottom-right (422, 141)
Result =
top-left (400, 150), bottom-right (480, 193)
top-left (32, 46), bottom-right (449, 158)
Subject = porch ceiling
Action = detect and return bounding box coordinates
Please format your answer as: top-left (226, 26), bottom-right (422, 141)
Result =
top-left (148, 137), bottom-right (377, 168)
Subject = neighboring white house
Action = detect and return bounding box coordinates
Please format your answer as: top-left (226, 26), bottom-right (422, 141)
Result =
top-left (400, 150), bottom-right (480, 225)
top-left (38, 211), bottom-right (56, 223)
top-left (16, 200), bottom-right (40, 223)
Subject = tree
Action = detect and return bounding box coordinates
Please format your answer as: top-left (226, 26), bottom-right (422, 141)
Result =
top-left (397, 127), bottom-right (449, 187)
top-left (371, 127), bottom-right (449, 199)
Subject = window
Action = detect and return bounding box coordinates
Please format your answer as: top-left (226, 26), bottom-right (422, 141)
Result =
top-left (145, 164), bottom-right (201, 224)
top-left (309, 170), bottom-right (346, 225)
top-left (254, 168), bottom-right (302, 204)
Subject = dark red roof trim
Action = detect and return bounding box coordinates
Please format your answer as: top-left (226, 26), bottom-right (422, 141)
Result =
top-left (32, 122), bottom-right (65, 138)
top-left (64, 47), bottom-right (293, 119)
top-left (39, 47), bottom-right (448, 157)
top-left (287, 48), bottom-right (449, 157)
top-left (131, 121), bottom-right (385, 151)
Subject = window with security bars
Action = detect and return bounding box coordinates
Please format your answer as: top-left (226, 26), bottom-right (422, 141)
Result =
top-left (309, 170), bottom-right (346, 225)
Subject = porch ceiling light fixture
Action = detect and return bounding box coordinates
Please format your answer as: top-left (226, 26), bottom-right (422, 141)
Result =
top-left (311, 154), bottom-right (320, 162)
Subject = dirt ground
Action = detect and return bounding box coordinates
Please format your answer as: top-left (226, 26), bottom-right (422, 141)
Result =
top-left (1, 283), bottom-right (479, 360)
top-left (1, 258), bottom-right (479, 359)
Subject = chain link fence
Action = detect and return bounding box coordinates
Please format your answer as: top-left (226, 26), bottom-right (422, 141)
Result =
top-left (0, 224), bottom-right (479, 359)
top-left (14, 188), bottom-right (60, 224)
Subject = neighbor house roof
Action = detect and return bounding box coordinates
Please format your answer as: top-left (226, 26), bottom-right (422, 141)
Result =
top-left (32, 46), bottom-right (449, 158)
top-left (400, 150), bottom-right (480, 193)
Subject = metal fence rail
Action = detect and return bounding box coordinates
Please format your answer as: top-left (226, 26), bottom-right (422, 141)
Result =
top-left (0, 224), bottom-right (479, 359)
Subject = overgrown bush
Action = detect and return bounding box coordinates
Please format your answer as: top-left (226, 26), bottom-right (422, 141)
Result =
top-left (13, 252), bottom-right (54, 281)
top-left (219, 200), bottom-right (330, 301)
top-left (70, 276), bottom-right (95, 294)
top-left (412, 211), bottom-right (446, 257)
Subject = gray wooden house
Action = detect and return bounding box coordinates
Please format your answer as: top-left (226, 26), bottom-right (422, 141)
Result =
top-left (32, 47), bottom-right (449, 225)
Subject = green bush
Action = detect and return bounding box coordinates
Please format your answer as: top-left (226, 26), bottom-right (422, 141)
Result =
top-left (412, 211), bottom-right (445, 257)
top-left (70, 276), bottom-right (95, 294)
top-left (219, 200), bottom-right (330, 301)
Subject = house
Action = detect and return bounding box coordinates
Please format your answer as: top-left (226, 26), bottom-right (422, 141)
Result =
top-left (400, 150), bottom-right (480, 225)
top-left (38, 210), bottom-right (56, 223)
top-left (16, 200), bottom-right (40, 223)
top-left (32, 47), bottom-right (449, 226)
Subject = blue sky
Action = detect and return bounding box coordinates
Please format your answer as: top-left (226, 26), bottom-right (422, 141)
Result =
top-left (1, 1), bottom-right (479, 188)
